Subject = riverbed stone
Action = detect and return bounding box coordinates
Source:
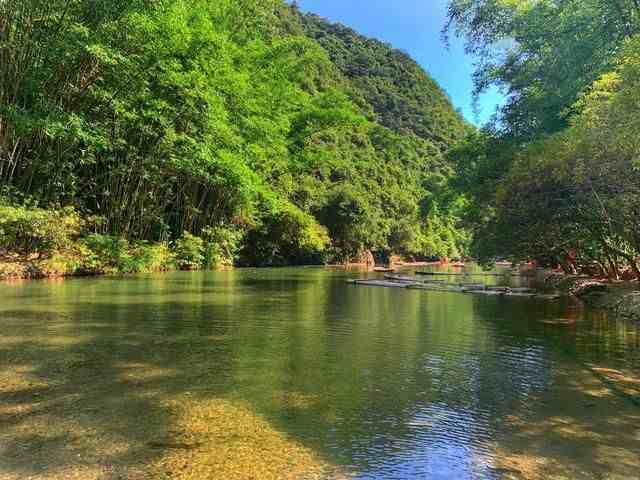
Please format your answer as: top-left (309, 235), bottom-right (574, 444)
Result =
top-left (614, 292), bottom-right (640, 322)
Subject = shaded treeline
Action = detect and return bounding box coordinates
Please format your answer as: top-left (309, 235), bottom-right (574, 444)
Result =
top-left (0, 0), bottom-right (469, 268)
top-left (446, 0), bottom-right (640, 279)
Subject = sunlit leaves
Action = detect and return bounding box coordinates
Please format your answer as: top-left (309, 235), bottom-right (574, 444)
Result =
top-left (1, 0), bottom-right (468, 264)
top-left (446, 0), bottom-right (640, 137)
top-left (460, 34), bottom-right (640, 273)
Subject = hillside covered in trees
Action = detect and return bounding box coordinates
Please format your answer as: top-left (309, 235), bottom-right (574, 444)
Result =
top-left (0, 0), bottom-right (469, 276)
top-left (447, 0), bottom-right (640, 280)
top-left (297, 9), bottom-right (467, 148)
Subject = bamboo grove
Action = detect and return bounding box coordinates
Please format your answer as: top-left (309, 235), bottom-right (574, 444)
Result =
top-left (0, 0), bottom-right (469, 271)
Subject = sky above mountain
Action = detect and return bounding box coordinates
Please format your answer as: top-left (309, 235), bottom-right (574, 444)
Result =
top-left (293, 0), bottom-right (505, 126)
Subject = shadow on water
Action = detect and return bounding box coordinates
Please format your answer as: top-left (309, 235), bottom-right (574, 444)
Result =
top-left (0, 270), bottom-right (351, 479)
top-left (0, 268), bottom-right (638, 479)
top-left (468, 295), bottom-right (640, 479)
top-left (0, 306), bottom-right (241, 479)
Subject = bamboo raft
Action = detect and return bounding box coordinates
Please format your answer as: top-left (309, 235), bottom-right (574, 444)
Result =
top-left (347, 279), bottom-right (411, 288)
top-left (384, 274), bottom-right (446, 284)
top-left (415, 271), bottom-right (521, 277)
top-left (348, 275), bottom-right (558, 299)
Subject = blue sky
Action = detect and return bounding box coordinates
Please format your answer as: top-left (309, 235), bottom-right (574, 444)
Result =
top-left (293, 0), bottom-right (505, 126)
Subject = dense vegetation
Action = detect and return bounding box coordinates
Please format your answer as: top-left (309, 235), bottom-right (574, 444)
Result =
top-left (0, 0), bottom-right (468, 276)
top-left (446, 0), bottom-right (640, 279)
top-left (297, 9), bottom-right (467, 148)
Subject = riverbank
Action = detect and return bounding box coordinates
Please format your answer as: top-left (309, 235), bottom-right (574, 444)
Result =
top-left (0, 249), bottom-right (176, 282)
top-left (0, 204), bottom-right (242, 282)
top-left (0, 253), bottom-right (170, 282)
top-left (542, 271), bottom-right (640, 323)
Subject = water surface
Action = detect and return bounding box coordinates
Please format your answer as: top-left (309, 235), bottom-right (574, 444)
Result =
top-left (0, 268), bottom-right (638, 479)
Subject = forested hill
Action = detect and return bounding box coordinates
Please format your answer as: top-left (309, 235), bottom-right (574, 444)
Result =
top-left (0, 0), bottom-right (469, 275)
top-left (298, 10), bottom-right (467, 149)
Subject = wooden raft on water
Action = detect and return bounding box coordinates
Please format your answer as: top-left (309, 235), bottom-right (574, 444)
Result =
top-left (347, 275), bottom-right (557, 299)
top-left (384, 274), bottom-right (446, 284)
top-left (347, 279), bottom-right (411, 288)
top-left (415, 271), bottom-right (522, 277)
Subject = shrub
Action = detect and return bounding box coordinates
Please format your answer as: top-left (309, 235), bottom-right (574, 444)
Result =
top-left (38, 251), bottom-right (83, 277)
top-left (202, 225), bottom-right (244, 269)
top-left (82, 235), bottom-right (177, 273)
top-left (174, 232), bottom-right (205, 270)
top-left (82, 234), bottom-right (132, 273)
top-left (130, 242), bottom-right (175, 272)
top-left (241, 201), bottom-right (330, 266)
top-left (0, 204), bottom-right (83, 255)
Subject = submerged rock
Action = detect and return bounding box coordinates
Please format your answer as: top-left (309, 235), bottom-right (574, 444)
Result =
top-left (573, 281), bottom-right (608, 296)
top-left (614, 292), bottom-right (640, 322)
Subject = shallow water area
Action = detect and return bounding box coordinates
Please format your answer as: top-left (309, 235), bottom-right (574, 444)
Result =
top-left (0, 267), bottom-right (638, 479)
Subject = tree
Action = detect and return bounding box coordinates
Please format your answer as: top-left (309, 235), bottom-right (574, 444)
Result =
top-left (460, 35), bottom-right (640, 277)
top-left (446, 0), bottom-right (640, 138)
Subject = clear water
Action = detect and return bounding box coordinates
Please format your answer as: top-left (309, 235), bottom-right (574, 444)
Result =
top-left (1, 268), bottom-right (638, 479)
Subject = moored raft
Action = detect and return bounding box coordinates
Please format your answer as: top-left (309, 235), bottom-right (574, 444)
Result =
top-left (415, 271), bottom-right (521, 277)
top-left (347, 279), bottom-right (412, 288)
top-left (458, 283), bottom-right (487, 290)
top-left (383, 274), bottom-right (422, 283)
top-left (485, 286), bottom-right (511, 293)
top-left (533, 293), bottom-right (562, 300)
top-left (465, 290), bottom-right (558, 299)
top-left (348, 277), bottom-right (560, 300)
top-left (407, 284), bottom-right (468, 292)
top-left (383, 274), bottom-right (447, 284)
top-left (465, 289), bottom-right (508, 296)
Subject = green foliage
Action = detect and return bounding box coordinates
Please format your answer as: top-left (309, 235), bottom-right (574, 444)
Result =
top-left (420, 201), bottom-right (467, 259)
top-left (131, 242), bottom-right (176, 273)
top-left (318, 186), bottom-right (377, 261)
top-left (446, 1), bottom-right (640, 278)
top-left (80, 234), bottom-right (173, 274)
top-left (174, 232), bottom-right (205, 271)
top-left (0, 0), bottom-right (468, 267)
top-left (298, 8), bottom-right (469, 148)
top-left (0, 204), bottom-right (83, 255)
top-left (241, 200), bottom-right (330, 266)
top-left (202, 225), bottom-right (244, 269)
top-left (446, 0), bottom-right (640, 138)
top-left (78, 234), bottom-right (175, 273)
top-left (82, 234), bottom-right (135, 273)
top-left (457, 35), bottom-right (640, 277)
top-left (38, 251), bottom-right (86, 277)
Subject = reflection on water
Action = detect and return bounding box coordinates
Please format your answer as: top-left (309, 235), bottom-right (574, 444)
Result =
top-left (0, 268), bottom-right (638, 479)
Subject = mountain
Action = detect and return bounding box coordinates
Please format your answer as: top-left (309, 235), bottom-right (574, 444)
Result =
top-left (297, 9), bottom-right (469, 149)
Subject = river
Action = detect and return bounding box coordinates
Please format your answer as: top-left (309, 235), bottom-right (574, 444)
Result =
top-left (0, 267), bottom-right (638, 479)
